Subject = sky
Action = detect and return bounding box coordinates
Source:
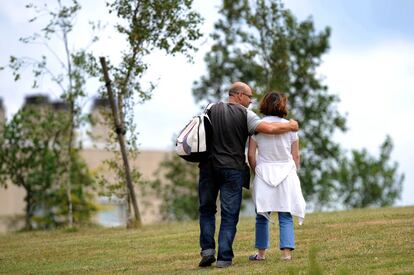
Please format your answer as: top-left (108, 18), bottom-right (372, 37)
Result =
top-left (0, 0), bottom-right (413, 206)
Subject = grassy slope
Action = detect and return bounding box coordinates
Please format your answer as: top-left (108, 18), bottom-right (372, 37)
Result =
top-left (0, 206), bottom-right (413, 274)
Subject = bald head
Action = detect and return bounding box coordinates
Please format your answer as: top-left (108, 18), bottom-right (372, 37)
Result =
top-left (228, 81), bottom-right (252, 96)
top-left (228, 81), bottom-right (253, 107)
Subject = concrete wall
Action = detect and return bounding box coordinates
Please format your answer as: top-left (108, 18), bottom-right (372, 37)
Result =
top-left (0, 185), bottom-right (26, 233)
top-left (0, 149), bottom-right (171, 232)
top-left (80, 149), bottom-right (170, 224)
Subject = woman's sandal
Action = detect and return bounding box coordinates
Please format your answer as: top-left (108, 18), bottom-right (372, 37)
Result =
top-left (281, 254), bottom-right (292, 261)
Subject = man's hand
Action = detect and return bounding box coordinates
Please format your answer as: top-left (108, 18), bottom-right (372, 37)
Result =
top-left (289, 119), bottom-right (299, 131)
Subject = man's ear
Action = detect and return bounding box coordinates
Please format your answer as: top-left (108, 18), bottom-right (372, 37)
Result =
top-left (236, 93), bottom-right (243, 101)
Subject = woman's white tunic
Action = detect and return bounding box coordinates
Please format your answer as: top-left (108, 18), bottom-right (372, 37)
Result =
top-left (252, 116), bottom-right (306, 224)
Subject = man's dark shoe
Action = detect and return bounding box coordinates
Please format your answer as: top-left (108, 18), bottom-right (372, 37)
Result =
top-left (199, 255), bottom-right (216, 267)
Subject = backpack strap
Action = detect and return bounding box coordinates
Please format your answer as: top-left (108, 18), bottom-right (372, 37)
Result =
top-left (203, 103), bottom-right (215, 124)
top-left (203, 103), bottom-right (215, 113)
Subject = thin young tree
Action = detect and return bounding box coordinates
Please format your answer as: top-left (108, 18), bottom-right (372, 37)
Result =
top-left (2, 0), bottom-right (100, 226)
top-left (98, 0), bottom-right (203, 227)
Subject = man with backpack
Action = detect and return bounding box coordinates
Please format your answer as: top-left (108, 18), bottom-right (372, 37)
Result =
top-left (198, 81), bottom-right (299, 268)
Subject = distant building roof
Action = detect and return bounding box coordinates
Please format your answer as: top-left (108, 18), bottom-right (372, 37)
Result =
top-left (92, 98), bottom-right (110, 109)
top-left (51, 101), bottom-right (69, 111)
top-left (24, 94), bottom-right (50, 106)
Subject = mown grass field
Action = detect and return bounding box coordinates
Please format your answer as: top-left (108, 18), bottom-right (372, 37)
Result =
top-left (0, 206), bottom-right (413, 274)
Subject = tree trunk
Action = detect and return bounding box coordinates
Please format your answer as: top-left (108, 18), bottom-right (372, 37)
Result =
top-left (25, 189), bottom-right (33, 230)
top-left (99, 57), bottom-right (142, 227)
top-left (66, 102), bottom-right (75, 227)
top-left (61, 6), bottom-right (74, 227)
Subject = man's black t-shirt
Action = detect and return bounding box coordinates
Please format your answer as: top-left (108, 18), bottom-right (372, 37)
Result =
top-left (207, 102), bottom-right (259, 170)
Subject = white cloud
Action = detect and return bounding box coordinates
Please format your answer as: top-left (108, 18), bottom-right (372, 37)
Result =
top-left (0, 1), bottom-right (33, 25)
top-left (321, 40), bottom-right (414, 149)
top-left (319, 40), bottom-right (414, 205)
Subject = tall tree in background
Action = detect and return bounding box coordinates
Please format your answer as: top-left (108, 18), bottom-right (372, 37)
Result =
top-left (2, 0), bottom-right (99, 226)
top-left (335, 136), bottom-right (403, 208)
top-left (97, 0), bottom-right (203, 226)
top-left (193, 0), bottom-right (345, 206)
top-left (192, 0), bottom-right (405, 208)
top-left (0, 102), bottom-right (96, 230)
top-left (154, 0), bottom-right (403, 215)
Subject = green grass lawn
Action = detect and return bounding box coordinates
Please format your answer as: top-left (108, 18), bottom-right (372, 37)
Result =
top-left (0, 206), bottom-right (413, 274)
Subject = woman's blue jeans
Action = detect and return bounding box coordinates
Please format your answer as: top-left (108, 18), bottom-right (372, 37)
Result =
top-left (255, 212), bottom-right (295, 250)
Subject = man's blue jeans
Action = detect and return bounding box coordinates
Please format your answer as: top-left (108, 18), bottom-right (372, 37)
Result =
top-left (198, 164), bottom-right (244, 263)
top-left (255, 212), bottom-right (295, 250)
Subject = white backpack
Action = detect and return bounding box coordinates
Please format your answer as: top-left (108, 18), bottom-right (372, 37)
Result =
top-left (175, 103), bottom-right (214, 162)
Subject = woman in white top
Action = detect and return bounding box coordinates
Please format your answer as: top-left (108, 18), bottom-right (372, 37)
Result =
top-left (248, 92), bottom-right (306, 262)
